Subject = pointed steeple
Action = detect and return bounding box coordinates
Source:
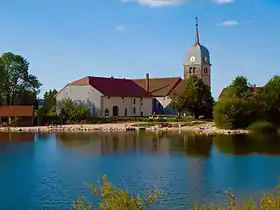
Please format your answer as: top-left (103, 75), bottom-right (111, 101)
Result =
top-left (195, 17), bottom-right (200, 45)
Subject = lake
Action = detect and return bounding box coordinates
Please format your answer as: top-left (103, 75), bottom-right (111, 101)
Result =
top-left (1, 131), bottom-right (280, 209)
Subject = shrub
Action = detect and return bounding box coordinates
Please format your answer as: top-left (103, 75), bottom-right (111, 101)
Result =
top-left (247, 120), bottom-right (277, 134)
top-left (195, 185), bottom-right (280, 209)
top-left (10, 117), bottom-right (20, 127)
top-left (213, 97), bottom-right (258, 130)
top-left (214, 98), bottom-right (245, 129)
top-left (73, 175), bottom-right (161, 210)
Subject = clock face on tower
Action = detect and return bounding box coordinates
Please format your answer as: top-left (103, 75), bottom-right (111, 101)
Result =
top-left (204, 56), bottom-right (208, 63)
top-left (190, 56), bottom-right (195, 63)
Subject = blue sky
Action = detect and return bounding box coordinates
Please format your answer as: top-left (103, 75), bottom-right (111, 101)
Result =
top-left (0, 0), bottom-right (279, 99)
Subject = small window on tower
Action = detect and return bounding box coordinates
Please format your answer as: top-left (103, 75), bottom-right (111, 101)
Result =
top-left (204, 68), bottom-right (208, 74)
top-left (189, 67), bottom-right (192, 74)
top-left (193, 67), bottom-right (196, 74)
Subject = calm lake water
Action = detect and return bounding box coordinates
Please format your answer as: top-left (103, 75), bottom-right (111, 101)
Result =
top-left (1, 131), bottom-right (280, 209)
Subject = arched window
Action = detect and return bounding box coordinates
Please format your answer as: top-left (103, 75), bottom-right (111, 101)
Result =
top-left (189, 67), bottom-right (192, 74)
top-left (133, 98), bottom-right (136, 104)
top-left (104, 109), bottom-right (109, 116)
top-left (193, 67), bottom-right (196, 74)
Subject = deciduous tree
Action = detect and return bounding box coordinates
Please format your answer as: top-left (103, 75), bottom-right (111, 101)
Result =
top-left (259, 75), bottom-right (280, 124)
top-left (0, 52), bottom-right (42, 105)
top-left (170, 76), bottom-right (214, 119)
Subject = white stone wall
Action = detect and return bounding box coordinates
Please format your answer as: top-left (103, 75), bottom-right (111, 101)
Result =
top-left (102, 97), bottom-right (152, 117)
top-left (56, 85), bottom-right (102, 116)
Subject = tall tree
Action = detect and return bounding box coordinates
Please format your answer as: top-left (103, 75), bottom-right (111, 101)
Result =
top-left (170, 76), bottom-right (214, 119)
top-left (39, 89), bottom-right (58, 115)
top-left (0, 52), bottom-right (42, 105)
top-left (259, 75), bottom-right (280, 124)
top-left (220, 76), bottom-right (253, 99)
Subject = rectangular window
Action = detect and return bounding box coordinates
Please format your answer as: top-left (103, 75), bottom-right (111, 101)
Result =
top-left (133, 107), bottom-right (136, 114)
top-left (193, 67), bottom-right (196, 74)
top-left (189, 67), bottom-right (192, 74)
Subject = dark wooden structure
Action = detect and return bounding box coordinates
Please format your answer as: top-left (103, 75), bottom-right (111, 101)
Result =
top-left (0, 106), bottom-right (34, 126)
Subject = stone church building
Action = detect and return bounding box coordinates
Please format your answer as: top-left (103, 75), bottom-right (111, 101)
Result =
top-left (56, 20), bottom-right (211, 116)
top-left (133, 20), bottom-right (211, 115)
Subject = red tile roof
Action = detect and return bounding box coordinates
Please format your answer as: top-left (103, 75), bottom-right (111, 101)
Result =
top-left (68, 76), bottom-right (152, 97)
top-left (173, 79), bottom-right (186, 95)
top-left (0, 106), bottom-right (34, 117)
top-left (133, 77), bottom-right (182, 97)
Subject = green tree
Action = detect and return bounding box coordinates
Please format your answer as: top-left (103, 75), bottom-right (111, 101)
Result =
top-left (39, 89), bottom-right (58, 116)
top-left (214, 76), bottom-right (259, 129)
top-left (259, 75), bottom-right (280, 124)
top-left (220, 76), bottom-right (253, 99)
top-left (170, 76), bottom-right (214, 119)
top-left (0, 52), bottom-right (42, 105)
top-left (58, 99), bottom-right (89, 123)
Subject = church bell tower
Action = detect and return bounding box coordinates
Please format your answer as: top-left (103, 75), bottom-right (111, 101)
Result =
top-left (184, 17), bottom-right (211, 87)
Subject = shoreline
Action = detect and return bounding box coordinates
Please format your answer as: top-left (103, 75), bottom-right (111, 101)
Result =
top-left (0, 122), bottom-right (249, 135)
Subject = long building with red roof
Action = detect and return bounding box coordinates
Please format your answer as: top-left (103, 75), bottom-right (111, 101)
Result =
top-left (56, 76), bottom-right (153, 117)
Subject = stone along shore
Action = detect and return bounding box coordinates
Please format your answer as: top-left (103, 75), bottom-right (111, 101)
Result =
top-left (0, 122), bottom-right (249, 135)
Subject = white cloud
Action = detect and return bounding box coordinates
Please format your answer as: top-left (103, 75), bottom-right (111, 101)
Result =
top-left (115, 25), bottom-right (126, 32)
top-left (121, 0), bottom-right (185, 7)
top-left (214, 0), bottom-right (234, 4)
top-left (218, 20), bottom-right (239, 27)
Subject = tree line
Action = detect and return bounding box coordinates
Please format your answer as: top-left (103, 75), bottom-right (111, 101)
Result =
top-left (2, 52), bottom-right (280, 131)
top-left (170, 75), bottom-right (280, 131)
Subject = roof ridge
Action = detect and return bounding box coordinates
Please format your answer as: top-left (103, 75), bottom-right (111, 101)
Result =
top-left (133, 77), bottom-right (182, 80)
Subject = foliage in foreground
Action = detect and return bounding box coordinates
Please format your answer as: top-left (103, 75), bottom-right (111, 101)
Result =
top-left (73, 175), bottom-right (161, 210)
top-left (73, 175), bottom-right (280, 210)
top-left (195, 186), bottom-right (280, 210)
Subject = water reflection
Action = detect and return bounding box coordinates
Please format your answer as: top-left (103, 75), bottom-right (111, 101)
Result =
top-left (56, 132), bottom-right (214, 157)
top-left (1, 132), bottom-right (280, 156)
top-left (0, 132), bottom-right (35, 143)
top-left (1, 131), bottom-right (280, 209)
top-left (214, 135), bottom-right (280, 155)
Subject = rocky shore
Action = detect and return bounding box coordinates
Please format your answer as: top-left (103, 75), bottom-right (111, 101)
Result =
top-left (0, 122), bottom-right (249, 135)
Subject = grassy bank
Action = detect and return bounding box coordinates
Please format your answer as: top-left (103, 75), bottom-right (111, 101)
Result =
top-left (35, 115), bottom-right (207, 126)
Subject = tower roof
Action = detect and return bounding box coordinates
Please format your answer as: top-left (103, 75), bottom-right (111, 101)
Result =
top-left (184, 17), bottom-right (210, 66)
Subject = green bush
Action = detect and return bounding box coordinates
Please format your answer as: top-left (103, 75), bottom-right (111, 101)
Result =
top-left (73, 175), bottom-right (161, 210)
top-left (10, 117), bottom-right (20, 127)
top-left (213, 96), bottom-right (259, 130)
top-left (247, 120), bottom-right (277, 134)
top-left (214, 98), bottom-right (245, 129)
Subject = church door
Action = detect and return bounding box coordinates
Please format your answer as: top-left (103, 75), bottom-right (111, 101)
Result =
top-left (113, 106), bottom-right (119, 116)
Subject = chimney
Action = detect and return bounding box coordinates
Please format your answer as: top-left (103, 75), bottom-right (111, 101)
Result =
top-left (146, 73), bottom-right (150, 92)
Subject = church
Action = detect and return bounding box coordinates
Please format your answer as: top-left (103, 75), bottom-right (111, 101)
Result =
top-left (56, 19), bottom-right (211, 117)
top-left (133, 19), bottom-right (211, 115)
